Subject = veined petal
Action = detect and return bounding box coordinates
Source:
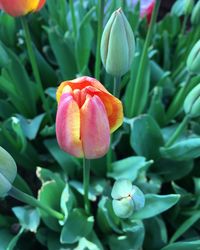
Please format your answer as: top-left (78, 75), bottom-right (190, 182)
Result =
top-left (81, 95), bottom-right (110, 159)
top-left (56, 93), bottom-right (83, 158)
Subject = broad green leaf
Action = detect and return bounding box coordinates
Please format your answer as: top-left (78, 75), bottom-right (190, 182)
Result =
top-left (46, 26), bottom-right (77, 79)
top-left (132, 194), bottom-right (180, 219)
top-left (44, 139), bottom-right (80, 177)
top-left (161, 240), bottom-right (200, 250)
top-left (0, 229), bottom-right (13, 250)
top-left (108, 220), bottom-right (144, 250)
top-left (16, 114), bottom-right (45, 140)
top-left (144, 217), bottom-right (168, 250)
top-left (0, 146), bottom-right (17, 197)
top-left (130, 114), bottom-right (164, 159)
top-left (12, 206), bottom-right (40, 232)
top-left (160, 138), bottom-right (200, 161)
top-left (38, 180), bottom-right (64, 232)
top-left (108, 156), bottom-right (153, 181)
top-left (97, 197), bottom-right (121, 234)
top-left (60, 208), bottom-right (94, 244)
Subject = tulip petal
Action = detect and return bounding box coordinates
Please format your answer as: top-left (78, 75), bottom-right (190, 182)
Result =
top-left (36, 0), bottom-right (46, 11)
top-left (80, 95), bottom-right (110, 159)
top-left (97, 92), bottom-right (123, 133)
top-left (56, 93), bottom-right (83, 158)
top-left (0, 0), bottom-right (42, 16)
top-left (56, 77), bottom-right (110, 103)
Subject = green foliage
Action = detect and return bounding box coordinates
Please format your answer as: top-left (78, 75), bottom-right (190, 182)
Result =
top-left (1, 0), bottom-right (200, 249)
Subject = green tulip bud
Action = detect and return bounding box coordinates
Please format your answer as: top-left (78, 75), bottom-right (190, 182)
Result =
top-left (100, 8), bottom-right (135, 77)
top-left (191, 0), bottom-right (200, 26)
top-left (187, 40), bottom-right (200, 74)
top-left (184, 83), bottom-right (200, 118)
top-left (111, 179), bottom-right (145, 219)
top-left (0, 146), bottom-right (17, 197)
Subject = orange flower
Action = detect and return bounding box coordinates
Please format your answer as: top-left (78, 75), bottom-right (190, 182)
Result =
top-left (0, 0), bottom-right (46, 17)
top-left (56, 76), bottom-right (123, 159)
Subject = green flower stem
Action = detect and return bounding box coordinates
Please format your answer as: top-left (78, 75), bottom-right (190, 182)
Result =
top-left (69, 0), bottom-right (77, 39)
top-left (113, 76), bottom-right (121, 98)
top-left (21, 17), bottom-right (52, 123)
top-left (83, 158), bottom-right (90, 214)
top-left (165, 74), bottom-right (191, 123)
top-left (8, 186), bottom-right (64, 220)
top-left (165, 115), bottom-right (190, 148)
top-left (129, 0), bottom-right (160, 117)
top-left (95, 0), bottom-right (104, 80)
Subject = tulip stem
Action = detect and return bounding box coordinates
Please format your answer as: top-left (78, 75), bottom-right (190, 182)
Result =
top-left (8, 186), bottom-right (64, 221)
top-left (69, 0), bottom-right (77, 39)
top-left (95, 0), bottom-right (104, 80)
top-left (165, 115), bottom-right (190, 148)
top-left (129, 0), bottom-right (160, 117)
top-left (21, 17), bottom-right (52, 123)
top-left (181, 14), bottom-right (188, 36)
top-left (83, 158), bottom-right (90, 214)
top-left (113, 76), bottom-right (121, 98)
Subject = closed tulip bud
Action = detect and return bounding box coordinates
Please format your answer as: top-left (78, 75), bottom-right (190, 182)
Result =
top-left (111, 179), bottom-right (145, 219)
top-left (0, 146), bottom-right (17, 197)
top-left (0, 0), bottom-right (46, 17)
top-left (187, 40), bottom-right (200, 74)
top-left (184, 83), bottom-right (200, 118)
top-left (100, 8), bottom-right (135, 77)
top-left (56, 76), bottom-right (123, 159)
top-left (191, 0), bottom-right (200, 26)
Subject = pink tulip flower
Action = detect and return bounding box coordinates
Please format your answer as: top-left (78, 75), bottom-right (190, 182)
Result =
top-left (0, 0), bottom-right (46, 17)
top-left (56, 76), bottom-right (123, 159)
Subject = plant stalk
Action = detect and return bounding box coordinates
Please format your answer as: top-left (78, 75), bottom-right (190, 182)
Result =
top-left (113, 76), bottom-right (121, 98)
top-left (8, 187), bottom-right (64, 220)
top-left (83, 158), bottom-right (90, 214)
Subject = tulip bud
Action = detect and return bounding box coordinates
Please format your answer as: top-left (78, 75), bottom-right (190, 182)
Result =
top-left (100, 8), bottom-right (135, 77)
top-left (0, 0), bottom-right (46, 17)
top-left (184, 83), bottom-right (200, 118)
top-left (191, 0), bottom-right (200, 26)
top-left (187, 40), bottom-right (200, 74)
top-left (111, 179), bottom-right (145, 219)
top-left (0, 146), bottom-right (17, 197)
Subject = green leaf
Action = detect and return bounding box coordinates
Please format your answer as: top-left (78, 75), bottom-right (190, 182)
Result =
top-left (16, 114), bottom-right (45, 140)
top-left (0, 146), bottom-right (17, 197)
top-left (6, 227), bottom-right (24, 250)
top-left (60, 208), bottom-right (94, 244)
top-left (108, 156), bottom-right (153, 181)
top-left (44, 139), bottom-right (80, 177)
top-left (132, 194), bottom-right (180, 219)
top-left (45, 26), bottom-right (77, 79)
top-left (38, 180), bottom-right (64, 232)
top-left (160, 138), bottom-right (200, 161)
top-left (97, 197), bottom-right (121, 234)
top-left (161, 240), bottom-right (200, 250)
top-left (130, 114), bottom-right (164, 159)
top-left (12, 206), bottom-right (40, 232)
top-left (75, 7), bottom-right (95, 73)
top-left (170, 212), bottom-right (200, 243)
top-left (108, 220), bottom-right (144, 250)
